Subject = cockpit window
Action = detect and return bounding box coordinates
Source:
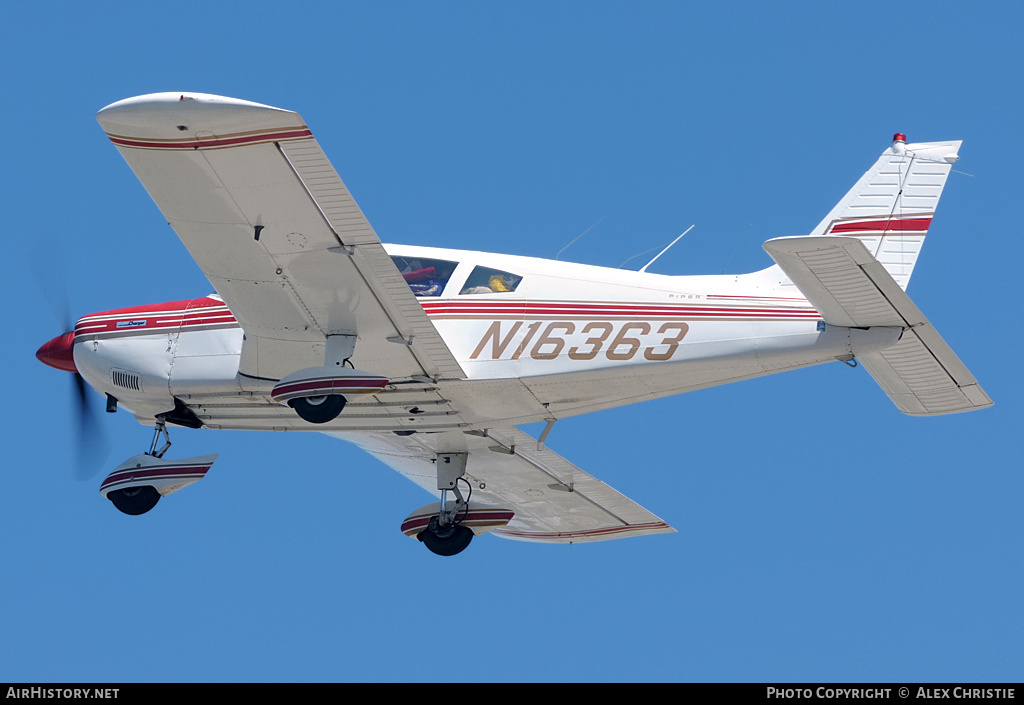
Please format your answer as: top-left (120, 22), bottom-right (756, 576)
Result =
top-left (390, 256), bottom-right (458, 297)
top-left (459, 266), bottom-right (523, 295)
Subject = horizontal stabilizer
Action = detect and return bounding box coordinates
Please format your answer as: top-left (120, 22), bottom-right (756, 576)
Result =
top-left (764, 236), bottom-right (992, 416)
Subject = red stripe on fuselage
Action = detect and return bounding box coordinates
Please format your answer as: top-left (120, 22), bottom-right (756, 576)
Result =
top-left (419, 301), bottom-right (816, 313)
top-left (74, 295), bottom-right (819, 342)
top-left (419, 300), bottom-right (819, 319)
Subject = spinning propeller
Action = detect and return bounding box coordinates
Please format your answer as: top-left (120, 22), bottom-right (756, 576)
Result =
top-left (36, 309), bottom-right (110, 480)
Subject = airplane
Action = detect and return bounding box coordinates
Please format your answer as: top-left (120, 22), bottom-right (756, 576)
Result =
top-left (35, 92), bottom-right (992, 556)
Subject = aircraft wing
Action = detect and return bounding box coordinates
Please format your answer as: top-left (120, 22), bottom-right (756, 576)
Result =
top-left (339, 427), bottom-right (675, 543)
top-left (764, 236), bottom-right (992, 416)
top-left (96, 93), bottom-right (465, 382)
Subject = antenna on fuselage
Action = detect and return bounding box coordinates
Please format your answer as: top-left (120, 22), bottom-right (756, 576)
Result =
top-left (556, 216), bottom-right (606, 260)
top-left (638, 224), bottom-right (695, 273)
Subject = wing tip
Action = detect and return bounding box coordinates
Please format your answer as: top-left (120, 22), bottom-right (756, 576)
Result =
top-left (97, 92), bottom-right (299, 139)
top-left (99, 91), bottom-right (284, 114)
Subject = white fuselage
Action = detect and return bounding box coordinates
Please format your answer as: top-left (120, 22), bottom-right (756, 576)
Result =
top-left (72, 243), bottom-right (902, 432)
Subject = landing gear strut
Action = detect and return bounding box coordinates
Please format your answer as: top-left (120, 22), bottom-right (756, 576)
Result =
top-left (416, 452), bottom-right (474, 556)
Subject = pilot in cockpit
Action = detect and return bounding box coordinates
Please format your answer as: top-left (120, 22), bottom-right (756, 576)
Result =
top-left (460, 269), bottom-right (522, 295)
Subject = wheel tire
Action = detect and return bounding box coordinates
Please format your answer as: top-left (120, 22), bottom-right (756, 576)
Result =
top-left (288, 395), bottom-right (346, 424)
top-left (108, 486), bottom-right (161, 516)
top-left (418, 524), bottom-right (474, 557)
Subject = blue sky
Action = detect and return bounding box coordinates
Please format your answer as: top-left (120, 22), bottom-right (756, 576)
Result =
top-left (3, 2), bottom-right (1022, 682)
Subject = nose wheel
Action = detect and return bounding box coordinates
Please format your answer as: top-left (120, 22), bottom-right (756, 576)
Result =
top-left (108, 485), bottom-right (161, 515)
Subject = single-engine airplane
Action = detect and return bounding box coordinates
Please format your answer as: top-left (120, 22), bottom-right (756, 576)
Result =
top-left (36, 93), bottom-right (992, 556)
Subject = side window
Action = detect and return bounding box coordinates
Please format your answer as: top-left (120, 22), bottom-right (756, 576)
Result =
top-left (390, 256), bottom-right (458, 297)
top-left (459, 266), bottom-right (523, 295)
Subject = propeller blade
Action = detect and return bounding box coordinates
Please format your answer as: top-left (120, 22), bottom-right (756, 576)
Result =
top-left (72, 372), bottom-right (110, 480)
top-left (33, 239), bottom-right (111, 479)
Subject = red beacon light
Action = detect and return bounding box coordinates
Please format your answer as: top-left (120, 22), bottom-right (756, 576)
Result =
top-left (893, 132), bottom-right (907, 144)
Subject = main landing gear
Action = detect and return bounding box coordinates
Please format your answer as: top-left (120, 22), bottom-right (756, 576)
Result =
top-left (288, 395), bottom-right (347, 424)
top-left (416, 452), bottom-right (474, 557)
top-left (270, 335), bottom-right (388, 425)
top-left (418, 515), bottom-right (474, 556)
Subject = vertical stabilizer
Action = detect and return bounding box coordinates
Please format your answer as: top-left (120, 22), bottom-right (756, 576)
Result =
top-left (809, 136), bottom-right (961, 289)
top-left (748, 136), bottom-right (961, 291)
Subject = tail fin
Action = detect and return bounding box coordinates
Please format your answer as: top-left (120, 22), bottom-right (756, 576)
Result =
top-left (756, 138), bottom-right (989, 416)
top-left (809, 135), bottom-right (961, 289)
top-left (749, 135), bottom-right (961, 291)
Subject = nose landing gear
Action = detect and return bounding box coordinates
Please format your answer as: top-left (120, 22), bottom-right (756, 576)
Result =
top-left (105, 421), bottom-right (171, 516)
top-left (108, 485), bottom-right (161, 515)
top-left (99, 419), bottom-right (218, 516)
